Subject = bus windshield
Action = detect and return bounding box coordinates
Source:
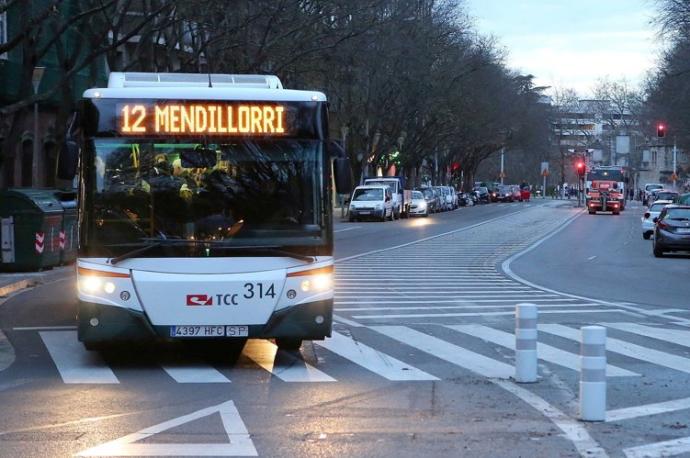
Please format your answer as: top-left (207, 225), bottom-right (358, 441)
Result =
top-left (83, 137), bottom-right (326, 257)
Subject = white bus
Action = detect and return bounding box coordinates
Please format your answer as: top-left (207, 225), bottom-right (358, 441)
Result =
top-left (59, 72), bottom-right (350, 351)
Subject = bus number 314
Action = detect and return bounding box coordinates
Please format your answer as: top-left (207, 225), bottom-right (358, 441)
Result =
top-left (244, 283), bottom-right (275, 300)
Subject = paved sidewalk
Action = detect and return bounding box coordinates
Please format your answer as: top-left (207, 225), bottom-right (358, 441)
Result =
top-left (0, 265), bottom-right (75, 298)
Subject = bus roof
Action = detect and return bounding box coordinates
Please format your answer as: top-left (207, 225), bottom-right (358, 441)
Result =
top-left (83, 72), bottom-right (327, 102)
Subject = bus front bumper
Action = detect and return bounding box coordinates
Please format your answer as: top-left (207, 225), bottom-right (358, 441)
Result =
top-left (78, 300), bottom-right (333, 344)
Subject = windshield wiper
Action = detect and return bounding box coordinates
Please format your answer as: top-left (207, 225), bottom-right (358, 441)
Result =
top-left (109, 239), bottom-right (198, 265)
top-left (108, 240), bottom-right (316, 265)
top-left (210, 245), bottom-right (316, 263)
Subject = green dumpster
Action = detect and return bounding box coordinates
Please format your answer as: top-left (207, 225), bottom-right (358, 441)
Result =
top-left (55, 191), bottom-right (78, 265)
top-left (0, 189), bottom-right (64, 271)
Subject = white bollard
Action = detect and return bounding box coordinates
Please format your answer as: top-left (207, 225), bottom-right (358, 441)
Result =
top-left (579, 326), bottom-right (607, 421)
top-left (515, 303), bottom-right (538, 383)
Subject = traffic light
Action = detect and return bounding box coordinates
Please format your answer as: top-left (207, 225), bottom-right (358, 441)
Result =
top-left (657, 123), bottom-right (666, 138)
top-left (576, 161), bottom-right (586, 177)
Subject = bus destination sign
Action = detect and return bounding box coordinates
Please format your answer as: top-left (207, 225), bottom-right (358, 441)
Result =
top-left (118, 103), bottom-right (287, 136)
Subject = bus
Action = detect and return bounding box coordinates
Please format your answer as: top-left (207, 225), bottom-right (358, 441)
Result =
top-left (585, 165), bottom-right (627, 210)
top-left (58, 72), bottom-right (350, 351)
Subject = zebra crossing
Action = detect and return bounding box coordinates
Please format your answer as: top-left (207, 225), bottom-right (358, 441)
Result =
top-left (34, 321), bottom-right (690, 389)
top-left (332, 206), bottom-right (632, 323)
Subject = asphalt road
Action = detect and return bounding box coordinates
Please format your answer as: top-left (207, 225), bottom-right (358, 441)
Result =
top-left (510, 199), bottom-right (690, 309)
top-left (1, 199), bottom-right (689, 458)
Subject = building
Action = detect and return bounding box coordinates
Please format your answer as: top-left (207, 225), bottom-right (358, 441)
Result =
top-left (0, 1), bottom-right (107, 189)
top-left (638, 141), bottom-right (689, 190)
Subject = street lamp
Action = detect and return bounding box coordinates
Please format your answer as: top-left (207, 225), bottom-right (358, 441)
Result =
top-left (31, 67), bottom-right (45, 187)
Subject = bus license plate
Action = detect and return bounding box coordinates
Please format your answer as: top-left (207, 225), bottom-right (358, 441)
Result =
top-left (170, 325), bottom-right (225, 337)
top-left (226, 325), bottom-right (249, 337)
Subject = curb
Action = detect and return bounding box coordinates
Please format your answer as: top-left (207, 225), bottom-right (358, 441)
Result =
top-left (0, 279), bottom-right (36, 298)
top-left (0, 329), bottom-right (15, 372)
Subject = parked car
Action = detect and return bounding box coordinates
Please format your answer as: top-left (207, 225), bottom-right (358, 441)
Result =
top-left (652, 205), bottom-right (690, 257)
top-left (408, 190), bottom-right (430, 217)
top-left (511, 185), bottom-right (523, 202)
top-left (488, 186), bottom-right (500, 202)
top-left (496, 185), bottom-right (513, 202)
top-left (652, 189), bottom-right (679, 203)
top-left (520, 186), bottom-right (531, 201)
top-left (474, 186), bottom-right (490, 204)
top-left (641, 200), bottom-right (673, 239)
top-left (643, 183), bottom-right (664, 205)
top-left (433, 186), bottom-right (452, 211)
top-left (348, 185), bottom-right (393, 222)
top-left (419, 187), bottom-right (440, 213)
top-left (678, 193), bottom-right (690, 205)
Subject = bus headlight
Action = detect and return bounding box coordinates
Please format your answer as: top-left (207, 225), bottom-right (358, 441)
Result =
top-left (300, 273), bottom-right (332, 293)
top-left (104, 282), bottom-right (116, 294)
top-left (81, 276), bottom-right (103, 293)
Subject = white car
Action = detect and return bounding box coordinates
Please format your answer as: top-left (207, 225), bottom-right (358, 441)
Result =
top-left (641, 200), bottom-right (673, 239)
top-left (643, 183), bottom-right (664, 205)
top-left (408, 190), bottom-right (429, 217)
top-left (349, 185), bottom-right (394, 222)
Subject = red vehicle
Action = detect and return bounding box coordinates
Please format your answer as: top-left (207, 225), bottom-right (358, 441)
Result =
top-left (520, 186), bottom-right (531, 202)
top-left (587, 180), bottom-right (623, 215)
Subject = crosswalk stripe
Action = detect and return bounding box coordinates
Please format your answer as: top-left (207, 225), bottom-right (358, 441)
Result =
top-left (623, 436), bottom-right (690, 458)
top-left (338, 298), bottom-right (578, 305)
top-left (603, 323), bottom-right (690, 349)
top-left (161, 364), bottom-right (231, 383)
top-left (540, 324), bottom-right (690, 374)
top-left (314, 331), bottom-right (438, 381)
top-left (607, 396), bottom-right (690, 422)
top-left (355, 309), bottom-right (626, 320)
top-left (243, 340), bottom-right (336, 382)
top-left (371, 325), bottom-right (513, 378)
top-left (337, 303), bottom-right (607, 312)
top-left (447, 325), bottom-right (638, 377)
top-left (39, 331), bottom-right (119, 384)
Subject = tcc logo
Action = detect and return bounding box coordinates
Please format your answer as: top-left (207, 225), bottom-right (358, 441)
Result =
top-left (186, 294), bottom-right (213, 306)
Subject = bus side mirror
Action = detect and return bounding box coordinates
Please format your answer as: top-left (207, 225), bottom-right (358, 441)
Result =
top-left (334, 157), bottom-right (352, 194)
top-left (57, 138), bottom-right (79, 180)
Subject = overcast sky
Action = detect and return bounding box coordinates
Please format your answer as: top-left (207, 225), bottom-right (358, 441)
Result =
top-left (465, 0), bottom-right (660, 96)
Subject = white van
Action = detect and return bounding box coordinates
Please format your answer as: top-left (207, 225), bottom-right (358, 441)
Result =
top-left (348, 185), bottom-right (393, 222)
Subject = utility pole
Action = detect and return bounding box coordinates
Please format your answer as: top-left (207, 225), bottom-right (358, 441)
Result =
top-left (673, 136), bottom-right (678, 190)
top-left (500, 147), bottom-right (505, 185)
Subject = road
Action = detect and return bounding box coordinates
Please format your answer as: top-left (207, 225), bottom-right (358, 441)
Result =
top-left (1, 199), bottom-right (689, 457)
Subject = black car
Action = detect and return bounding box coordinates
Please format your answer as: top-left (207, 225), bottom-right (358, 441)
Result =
top-left (496, 185), bottom-right (513, 202)
top-left (652, 205), bottom-right (690, 257)
top-left (473, 186), bottom-right (490, 204)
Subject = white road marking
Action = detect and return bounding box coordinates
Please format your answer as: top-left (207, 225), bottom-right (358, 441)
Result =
top-left (161, 364), bottom-right (231, 383)
top-left (492, 380), bottom-right (608, 458)
top-left (371, 325), bottom-right (513, 378)
top-left (39, 331), bottom-right (119, 384)
top-left (354, 309), bottom-right (632, 320)
top-left (333, 226), bottom-right (361, 233)
top-left (243, 340), bottom-right (335, 382)
top-left (315, 331), bottom-right (438, 381)
top-left (587, 255), bottom-right (597, 261)
top-left (338, 298), bottom-right (578, 305)
top-left (623, 436), bottom-right (690, 458)
top-left (607, 397), bottom-right (690, 422)
top-left (336, 303), bottom-right (606, 312)
top-left (448, 324), bottom-right (637, 377)
top-left (13, 325), bottom-right (77, 331)
top-left (75, 400), bottom-right (257, 456)
top-left (540, 324), bottom-right (690, 374)
top-left (604, 323), bottom-right (690, 348)
top-left (332, 314), bottom-right (364, 327)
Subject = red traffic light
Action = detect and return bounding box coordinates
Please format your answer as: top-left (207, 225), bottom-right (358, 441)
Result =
top-left (657, 123), bottom-right (666, 138)
top-left (576, 161), bottom-right (585, 176)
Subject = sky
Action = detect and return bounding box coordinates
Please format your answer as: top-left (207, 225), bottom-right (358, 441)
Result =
top-left (464, 0), bottom-right (661, 96)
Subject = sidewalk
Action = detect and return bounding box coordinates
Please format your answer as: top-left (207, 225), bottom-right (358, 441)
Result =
top-left (0, 265), bottom-right (75, 298)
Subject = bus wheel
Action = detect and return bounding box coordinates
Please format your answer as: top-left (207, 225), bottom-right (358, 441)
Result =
top-left (275, 338), bottom-right (303, 351)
